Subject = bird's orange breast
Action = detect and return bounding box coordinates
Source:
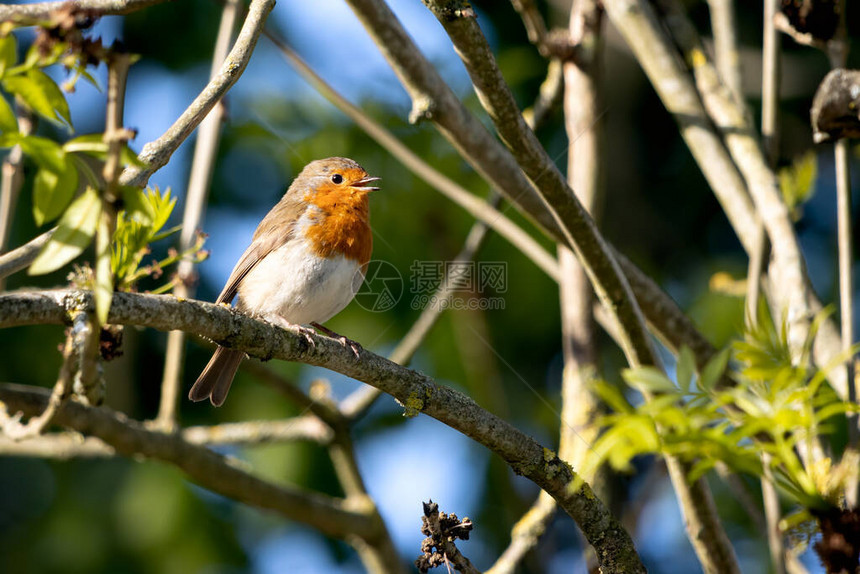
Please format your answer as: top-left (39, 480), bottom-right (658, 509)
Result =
top-left (303, 187), bottom-right (372, 266)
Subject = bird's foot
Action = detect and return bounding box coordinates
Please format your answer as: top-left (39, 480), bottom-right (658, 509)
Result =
top-left (311, 322), bottom-right (362, 359)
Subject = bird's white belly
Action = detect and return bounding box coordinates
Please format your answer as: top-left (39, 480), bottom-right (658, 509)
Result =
top-left (237, 236), bottom-right (364, 325)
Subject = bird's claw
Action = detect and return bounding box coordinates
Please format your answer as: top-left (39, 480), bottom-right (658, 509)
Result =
top-left (296, 325), bottom-right (318, 351)
top-left (311, 322), bottom-right (362, 360)
top-left (338, 335), bottom-right (362, 360)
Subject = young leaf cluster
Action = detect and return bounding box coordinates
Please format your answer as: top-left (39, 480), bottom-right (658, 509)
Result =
top-left (112, 187), bottom-right (207, 293)
top-left (584, 303), bottom-right (858, 513)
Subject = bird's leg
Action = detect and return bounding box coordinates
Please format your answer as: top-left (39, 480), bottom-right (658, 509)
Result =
top-left (311, 322), bottom-right (362, 359)
top-left (262, 314), bottom-right (317, 350)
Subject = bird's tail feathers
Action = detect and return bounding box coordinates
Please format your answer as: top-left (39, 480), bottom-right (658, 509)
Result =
top-left (188, 346), bottom-right (245, 407)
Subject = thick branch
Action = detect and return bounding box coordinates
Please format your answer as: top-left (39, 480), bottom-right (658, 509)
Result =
top-left (0, 0), bottom-right (167, 21)
top-left (0, 288), bottom-right (646, 573)
top-left (0, 383), bottom-right (379, 542)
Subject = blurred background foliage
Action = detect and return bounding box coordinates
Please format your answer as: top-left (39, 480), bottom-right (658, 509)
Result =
top-left (1, 0), bottom-right (859, 572)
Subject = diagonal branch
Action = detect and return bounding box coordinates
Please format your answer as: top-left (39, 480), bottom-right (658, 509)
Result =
top-left (0, 288), bottom-right (646, 573)
top-left (420, 0), bottom-right (657, 371)
top-left (120, 0), bottom-right (274, 188)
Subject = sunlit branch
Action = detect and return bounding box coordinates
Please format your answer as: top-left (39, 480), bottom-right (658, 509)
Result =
top-left (0, 0), bottom-right (167, 21)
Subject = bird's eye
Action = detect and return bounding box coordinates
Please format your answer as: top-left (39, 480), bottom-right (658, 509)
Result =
top-left (331, 174), bottom-right (343, 184)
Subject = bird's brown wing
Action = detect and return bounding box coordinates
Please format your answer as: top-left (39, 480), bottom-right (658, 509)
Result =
top-left (215, 195), bottom-right (307, 305)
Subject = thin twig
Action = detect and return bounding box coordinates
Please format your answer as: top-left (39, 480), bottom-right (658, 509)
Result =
top-left (156, 0), bottom-right (240, 432)
top-left (835, 138), bottom-right (857, 505)
top-left (559, 0), bottom-right (605, 474)
top-left (557, 3), bottom-right (609, 570)
top-left (762, 453), bottom-right (786, 573)
top-left (759, 4), bottom-right (785, 570)
top-left (182, 417), bottom-right (334, 445)
top-left (0, 432), bottom-right (114, 458)
top-left (0, 417), bottom-right (335, 452)
top-left (509, 0), bottom-right (548, 51)
top-left (0, 229), bottom-right (55, 280)
top-left (0, 106), bottom-right (32, 291)
top-left (0, 287), bottom-right (646, 573)
top-left (826, 0), bottom-right (858, 509)
top-left (706, 0), bottom-right (743, 104)
top-left (524, 58), bottom-right (564, 129)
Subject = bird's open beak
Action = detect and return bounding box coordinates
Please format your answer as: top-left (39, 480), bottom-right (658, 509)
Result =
top-left (352, 176), bottom-right (381, 191)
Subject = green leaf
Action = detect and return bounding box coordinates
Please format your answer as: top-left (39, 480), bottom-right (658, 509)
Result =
top-left (0, 34), bottom-right (16, 78)
top-left (699, 347), bottom-right (731, 392)
top-left (779, 151), bottom-right (817, 216)
top-left (622, 366), bottom-right (678, 394)
top-left (29, 68), bottom-right (71, 126)
top-left (150, 224), bottom-right (181, 243)
top-left (8, 134), bottom-right (66, 173)
top-left (33, 155), bottom-right (78, 226)
top-left (64, 133), bottom-right (108, 156)
top-left (676, 345), bottom-right (696, 393)
top-left (591, 380), bottom-right (633, 414)
top-left (147, 187), bottom-right (175, 232)
top-left (2, 69), bottom-right (72, 128)
top-left (29, 187), bottom-right (101, 275)
top-left (21, 136), bottom-right (67, 173)
top-left (0, 94), bottom-right (16, 133)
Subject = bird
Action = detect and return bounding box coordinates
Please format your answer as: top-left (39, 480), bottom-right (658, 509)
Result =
top-left (189, 157), bottom-right (379, 407)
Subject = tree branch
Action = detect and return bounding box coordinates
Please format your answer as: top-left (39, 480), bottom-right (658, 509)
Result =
top-left (0, 288), bottom-right (646, 572)
top-left (0, 383), bottom-right (381, 542)
top-left (0, 106), bottom-right (32, 291)
top-left (0, 0), bottom-right (168, 21)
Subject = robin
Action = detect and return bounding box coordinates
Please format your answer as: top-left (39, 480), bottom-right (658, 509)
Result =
top-left (189, 157), bottom-right (379, 406)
